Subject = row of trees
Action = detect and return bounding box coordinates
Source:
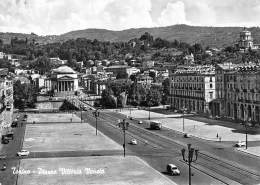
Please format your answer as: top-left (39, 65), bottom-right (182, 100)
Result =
top-left (100, 77), bottom-right (170, 108)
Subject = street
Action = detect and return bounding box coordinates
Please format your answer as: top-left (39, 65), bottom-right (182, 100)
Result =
top-left (79, 110), bottom-right (260, 185)
top-left (0, 114), bottom-right (26, 185)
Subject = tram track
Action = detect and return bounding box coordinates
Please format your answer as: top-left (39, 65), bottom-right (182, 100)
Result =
top-left (93, 110), bottom-right (260, 184)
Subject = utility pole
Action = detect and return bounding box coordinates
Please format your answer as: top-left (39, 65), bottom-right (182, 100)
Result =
top-left (93, 109), bottom-right (100, 135)
top-left (118, 119), bottom-right (129, 157)
top-left (182, 107), bottom-right (187, 132)
top-left (181, 144), bottom-right (199, 185)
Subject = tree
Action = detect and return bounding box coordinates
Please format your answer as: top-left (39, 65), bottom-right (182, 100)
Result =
top-left (149, 71), bottom-right (156, 81)
top-left (13, 80), bottom-right (37, 109)
top-left (116, 71), bottom-right (128, 79)
top-left (30, 55), bottom-right (53, 74)
top-left (101, 89), bottom-right (117, 108)
top-left (162, 78), bottom-right (170, 104)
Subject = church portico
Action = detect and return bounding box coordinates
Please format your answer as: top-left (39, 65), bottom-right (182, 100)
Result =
top-left (57, 79), bottom-right (75, 92)
top-left (46, 65), bottom-right (79, 96)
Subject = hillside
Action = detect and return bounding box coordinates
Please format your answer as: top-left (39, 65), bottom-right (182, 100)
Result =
top-left (1, 24), bottom-right (260, 48)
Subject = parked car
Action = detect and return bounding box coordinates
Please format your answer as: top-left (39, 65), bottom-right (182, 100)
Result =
top-left (11, 121), bottom-right (18, 128)
top-left (4, 133), bottom-right (14, 140)
top-left (215, 116), bottom-right (221, 120)
top-left (130, 139), bottom-right (137, 145)
top-left (1, 137), bottom-right (9, 144)
top-left (2, 163), bottom-right (6, 170)
top-left (235, 141), bottom-right (246, 147)
top-left (183, 133), bottom-right (190, 138)
top-left (138, 120), bottom-right (143, 124)
top-left (167, 164), bottom-right (180, 175)
top-left (17, 150), bottom-right (30, 157)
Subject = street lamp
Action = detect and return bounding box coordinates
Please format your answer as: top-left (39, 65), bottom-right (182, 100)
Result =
top-left (181, 144), bottom-right (199, 185)
top-left (93, 109), bottom-right (100, 135)
top-left (118, 119), bottom-right (129, 157)
top-left (241, 118), bottom-right (251, 149)
top-left (182, 107), bottom-right (187, 132)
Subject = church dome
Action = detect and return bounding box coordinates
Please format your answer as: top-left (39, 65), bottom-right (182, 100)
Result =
top-left (52, 66), bottom-right (76, 74)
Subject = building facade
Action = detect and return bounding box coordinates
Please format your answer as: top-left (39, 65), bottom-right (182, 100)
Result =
top-left (213, 63), bottom-right (260, 124)
top-left (169, 65), bottom-right (215, 114)
top-left (0, 68), bottom-right (13, 137)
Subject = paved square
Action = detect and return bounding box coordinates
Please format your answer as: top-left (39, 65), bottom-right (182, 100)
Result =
top-left (17, 156), bottom-right (175, 185)
top-left (23, 123), bottom-right (121, 152)
top-left (27, 113), bottom-right (81, 123)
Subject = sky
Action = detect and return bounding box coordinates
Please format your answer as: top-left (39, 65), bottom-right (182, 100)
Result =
top-left (0, 0), bottom-right (260, 35)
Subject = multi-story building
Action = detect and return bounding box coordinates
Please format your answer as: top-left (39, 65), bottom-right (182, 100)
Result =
top-left (0, 68), bottom-right (13, 137)
top-left (213, 63), bottom-right (260, 124)
top-left (169, 65), bottom-right (215, 115)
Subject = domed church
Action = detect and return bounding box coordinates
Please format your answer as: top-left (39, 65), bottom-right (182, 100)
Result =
top-left (46, 65), bottom-right (79, 96)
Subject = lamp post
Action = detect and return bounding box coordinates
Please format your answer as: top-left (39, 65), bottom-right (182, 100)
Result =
top-left (241, 118), bottom-right (251, 149)
top-left (80, 106), bottom-right (83, 123)
top-left (93, 109), bottom-right (100, 135)
top-left (182, 107), bottom-right (187, 132)
top-left (118, 119), bottom-right (129, 157)
top-left (181, 144), bottom-right (199, 185)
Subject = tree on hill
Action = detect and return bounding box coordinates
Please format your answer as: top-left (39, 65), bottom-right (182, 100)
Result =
top-left (30, 55), bottom-right (53, 74)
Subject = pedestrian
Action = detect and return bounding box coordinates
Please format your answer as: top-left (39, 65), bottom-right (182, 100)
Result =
top-left (219, 136), bottom-right (222, 142)
top-left (216, 133), bottom-right (219, 138)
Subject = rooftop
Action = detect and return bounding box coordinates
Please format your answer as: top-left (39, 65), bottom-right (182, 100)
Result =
top-left (52, 65), bottom-right (76, 74)
top-left (174, 65), bottom-right (215, 75)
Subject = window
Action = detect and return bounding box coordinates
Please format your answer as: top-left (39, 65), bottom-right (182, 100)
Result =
top-left (210, 77), bottom-right (212, 82)
top-left (210, 84), bottom-right (213, 88)
top-left (209, 92), bottom-right (213, 99)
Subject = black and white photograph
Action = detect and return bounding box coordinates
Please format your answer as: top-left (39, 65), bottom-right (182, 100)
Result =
top-left (0, 0), bottom-right (260, 185)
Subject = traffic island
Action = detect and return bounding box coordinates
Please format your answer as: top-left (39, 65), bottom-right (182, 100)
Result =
top-left (23, 123), bottom-right (122, 152)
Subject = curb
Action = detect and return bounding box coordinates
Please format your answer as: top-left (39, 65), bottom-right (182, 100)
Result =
top-left (236, 148), bottom-right (260, 158)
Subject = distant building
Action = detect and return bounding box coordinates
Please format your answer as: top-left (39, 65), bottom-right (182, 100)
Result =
top-left (183, 53), bottom-right (194, 65)
top-left (45, 65), bottom-right (79, 96)
top-left (142, 61), bottom-right (154, 68)
top-left (236, 28), bottom-right (259, 52)
top-left (136, 74), bottom-right (153, 88)
top-left (104, 65), bottom-right (130, 77)
top-left (169, 65), bottom-right (215, 115)
top-left (0, 52), bottom-right (12, 60)
top-left (126, 67), bottom-right (140, 76)
top-left (50, 57), bottom-right (67, 65)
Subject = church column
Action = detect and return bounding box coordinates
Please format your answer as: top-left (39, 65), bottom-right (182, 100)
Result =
top-left (68, 81), bottom-right (70, 91)
top-left (70, 81), bottom-right (72, 91)
top-left (72, 81), bottom-right (74, 91)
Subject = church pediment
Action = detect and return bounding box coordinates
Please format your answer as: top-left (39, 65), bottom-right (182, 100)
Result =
top-left (57, 75), bottom-right (76, 80)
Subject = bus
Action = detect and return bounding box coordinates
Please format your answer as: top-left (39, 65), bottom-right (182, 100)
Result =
top-left (149, 121), bottom-right (162, 130)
